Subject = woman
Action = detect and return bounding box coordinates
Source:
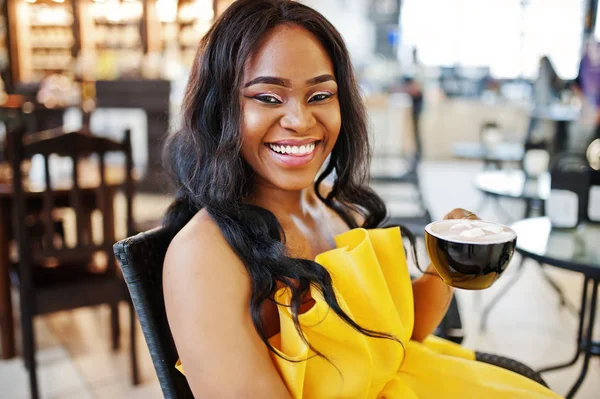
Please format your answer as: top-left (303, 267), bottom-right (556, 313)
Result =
top-left (162, 1), bottom-right (562, 397)
top-left (526, 56), bottom-right (565, 146)
top-left (533, 56), bottom-right (563, 107)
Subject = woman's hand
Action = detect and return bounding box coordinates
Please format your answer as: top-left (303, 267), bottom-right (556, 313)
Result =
top-left (443, 208), bottom-right (480, 221)
top-left (411, 208), bottom-right (479, 342)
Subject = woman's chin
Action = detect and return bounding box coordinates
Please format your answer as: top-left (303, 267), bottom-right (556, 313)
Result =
top-left (272, 175), bottom-right (317, 192)
top-left (278, 181), bottom-right (315, 192)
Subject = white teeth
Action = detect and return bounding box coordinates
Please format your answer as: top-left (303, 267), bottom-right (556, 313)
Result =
top-left (268, 142), bottom-right (317, 155)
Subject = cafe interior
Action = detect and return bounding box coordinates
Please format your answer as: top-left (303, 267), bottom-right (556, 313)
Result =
top-left (0, 0), bottom-right (599, 398)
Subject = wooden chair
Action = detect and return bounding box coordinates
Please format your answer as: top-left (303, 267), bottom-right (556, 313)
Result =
top-left (114, 226), bottom-right (547, 399)
top-left (9, 126), bottom-right (139, 399)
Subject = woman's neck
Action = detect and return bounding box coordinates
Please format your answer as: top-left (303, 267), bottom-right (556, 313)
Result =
top-left (245, 182), bottom-right (315, 225)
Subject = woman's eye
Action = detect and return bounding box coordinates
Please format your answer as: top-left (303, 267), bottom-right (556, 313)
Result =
top-left (309, 92), bottom-right (332, 102)
top-left (254, 94), bottom-right (282, 104)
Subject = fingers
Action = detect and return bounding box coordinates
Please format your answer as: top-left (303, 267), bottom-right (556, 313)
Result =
top-left (462, 210), bottom-right (479, 220)
top-left (443, 208), bottom-right (480, 220)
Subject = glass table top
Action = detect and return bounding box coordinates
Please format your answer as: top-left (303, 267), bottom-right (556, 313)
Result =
top-left (453, 142), bottom-right (524, 162)
top-left (475, 170), bottom-right (550, 200)
top-left (511, 217), bottom-right (600, 276)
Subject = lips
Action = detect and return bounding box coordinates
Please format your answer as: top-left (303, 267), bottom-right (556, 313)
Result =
top-left (267, 138), bottom-right (320, 146)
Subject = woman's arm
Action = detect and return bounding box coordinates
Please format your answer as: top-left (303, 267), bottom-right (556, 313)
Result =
top-left (163, 211), bottom-right (291, 399)
top-left (411, 264), bottom-right (453, 342)
top-left (411, 208), bottom-right (478, 342)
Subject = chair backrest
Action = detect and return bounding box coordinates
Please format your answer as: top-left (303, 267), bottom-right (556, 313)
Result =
top-left (548, 153), bottom-right (592, 223)
top-left (10, 126), bottom-right (135, 282)
top-left (479, 121), bottom-right (503, 149)
top-left (113, 227), bottom-right (194, 399)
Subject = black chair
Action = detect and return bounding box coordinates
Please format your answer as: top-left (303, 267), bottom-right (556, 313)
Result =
top-left (10, 127), bottom-right (139, 399)
top-left (479, 121), bottom-right (506, 170)
top-left (114, 227), bottom-right (194, 399)
top-left (114, 226), bottom-right (549, 398)
top-left (434, 296), bottom-right (464, 344)
top-left (372, 157), bottom-right (433, 239)
top-left (366, 94), bottom-right (432, 237)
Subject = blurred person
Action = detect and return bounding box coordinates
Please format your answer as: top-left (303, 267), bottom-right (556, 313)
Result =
top-left (526, 55), bottom-right (564, 144)
top-left (403, 47), bottom-right (425, 160)
top-left (572, 39), bottom-right (600, 142)
top-left (533, 56), bottom-right (563, 107)
top-left (161, 1), bottom-right (563, 398)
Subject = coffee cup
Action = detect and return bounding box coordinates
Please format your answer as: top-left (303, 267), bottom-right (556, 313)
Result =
top-left (424, 219), bottom-right (517, 290)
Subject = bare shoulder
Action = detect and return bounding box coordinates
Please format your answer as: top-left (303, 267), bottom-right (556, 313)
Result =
top-left (163, 208), bottom-right (249, 324)
top-left (166, 208), bottom-right (228, 256)
top-left (163, 209), bottom-right (251, 308)
top-left (165, 209), bottom-right (242, 270)
top-left (164, 209), bottom-right (248, 289)
top-left (162, 209), bottom-right (290, 397)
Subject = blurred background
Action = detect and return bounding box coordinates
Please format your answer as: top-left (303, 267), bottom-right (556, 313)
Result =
top-left (0, 0), bottom-right (599, 398)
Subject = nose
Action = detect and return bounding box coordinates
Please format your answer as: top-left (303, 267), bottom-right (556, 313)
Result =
top-left (279, 101), bottom-right (316, 134)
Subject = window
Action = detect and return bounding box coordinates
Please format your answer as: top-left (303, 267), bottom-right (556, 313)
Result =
top-left (400, 0), bottom-right (585, 79)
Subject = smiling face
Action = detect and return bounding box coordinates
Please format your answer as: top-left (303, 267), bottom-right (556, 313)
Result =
top-left (240, 24), bottom-right (341, 194)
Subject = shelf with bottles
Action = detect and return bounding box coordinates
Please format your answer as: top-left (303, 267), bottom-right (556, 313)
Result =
top-left (156, 0), bottom-right (213, 66)
top-left (91, 0), bottom-right (143, 52)
top-left (30, 66), bottom-right (73, 72)
top-left (178, 19), bottom-right (211, 48)
top-left (27, 1), bottom-right (74, 25)
top-left (96, 44), bottom-right (142, 51)
top-left (25, 2), bottom-right (75, 52)
top-left (91, 0), bottom-right (143, 25)
top-left (93, 47), bottom-right (144, 80)
top-left (94, 24), bottom-right (142, 50)
top-left (92, 20), bottom-right (141, 26)
top-left (30, 49), bottom-right (73, 70)
top-left (13, 0), bottom-right (77, 82)
top-left (30, 44), bottom-right (73, 49)
top-left (29, 25), bottom-right (75, 49)
top-left (159, 21), bottom-right (178, 50)
top-left (29, 22), bottom-right (73, 27)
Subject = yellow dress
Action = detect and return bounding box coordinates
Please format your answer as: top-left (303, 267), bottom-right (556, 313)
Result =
top-left (177, 227), bottom-right (563, 399)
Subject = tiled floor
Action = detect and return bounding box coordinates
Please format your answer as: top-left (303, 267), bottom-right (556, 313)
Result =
top-left (1, 161), bottom-right (599, 398)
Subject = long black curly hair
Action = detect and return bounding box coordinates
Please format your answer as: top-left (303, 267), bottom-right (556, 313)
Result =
top-left (163, 0), bottom-right (419, 360)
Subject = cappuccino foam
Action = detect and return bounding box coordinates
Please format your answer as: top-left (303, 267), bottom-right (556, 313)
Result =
top-left (425, 220), bottom-right (516, 244)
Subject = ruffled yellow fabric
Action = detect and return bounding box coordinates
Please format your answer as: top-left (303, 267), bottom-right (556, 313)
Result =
top-left (177, 227), bottom-right (562, 399)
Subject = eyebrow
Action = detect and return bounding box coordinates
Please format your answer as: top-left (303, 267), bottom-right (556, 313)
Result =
top-left (243, 74), bottom-right (336, 88)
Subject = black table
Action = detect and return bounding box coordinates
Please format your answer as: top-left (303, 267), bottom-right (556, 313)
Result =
top-left (512, 218), bottom-right (600, 399)
top-left (474, 170), bottom-right (550, 220)
top-left (529, 105), bottom-right (580, 155)
top-left (529, 106), bottom-right (580, 122)
top-left (477, 172), bottom-right (575, 333)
